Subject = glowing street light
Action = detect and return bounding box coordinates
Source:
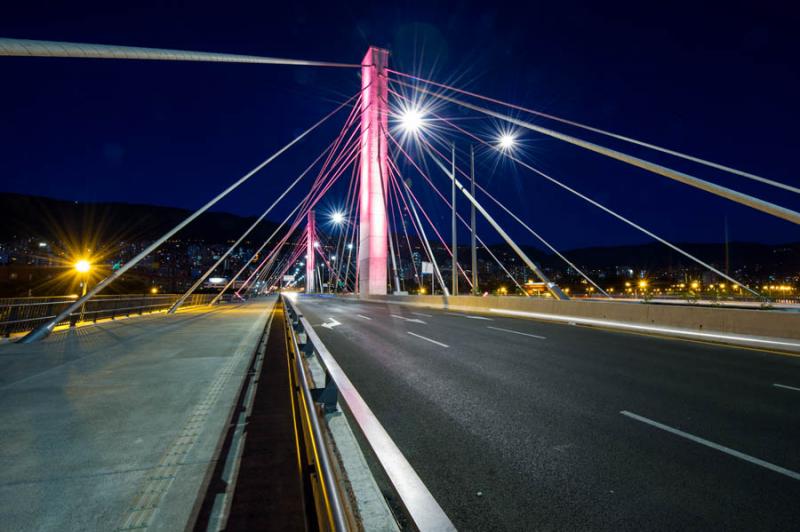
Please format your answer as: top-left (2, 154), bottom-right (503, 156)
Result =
top-left (313, 241), bottom-right (320, 248)
top-left (498, 133), bottom-right (516, 151)
top-left (74, 259), bottom-right (91, 273)
top-left (73, 259), bottom-right (92, 297)
top-left (331, 211), bottom-right (345, 225)
top-left (399, 107), bottom-right (424, 133)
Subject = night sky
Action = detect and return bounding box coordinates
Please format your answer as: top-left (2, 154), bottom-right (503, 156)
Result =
top-left (1, 1), bottom-right (798, 250)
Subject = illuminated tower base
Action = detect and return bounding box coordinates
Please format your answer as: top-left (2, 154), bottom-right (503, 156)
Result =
top-left (358, 46), bottom-right (390, 295)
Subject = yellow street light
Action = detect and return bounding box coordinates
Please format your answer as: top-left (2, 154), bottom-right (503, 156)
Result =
top-left (638, 280), bottom-right (648, 289)
top-left (74, 259), bottom-right (91, 273)
top-left (150, 287), bottom-right (159, 294)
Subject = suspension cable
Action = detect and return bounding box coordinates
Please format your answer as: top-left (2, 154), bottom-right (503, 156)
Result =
top-left (391, 78), bottom-right (800, 226)
top-left (0, 37), bottom-right (360, 68)
top-left (387, 69), bottom-right (800, 195)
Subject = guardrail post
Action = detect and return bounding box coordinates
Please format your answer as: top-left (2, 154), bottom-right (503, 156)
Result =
top-left (311, 372), bottom-right (339, 414)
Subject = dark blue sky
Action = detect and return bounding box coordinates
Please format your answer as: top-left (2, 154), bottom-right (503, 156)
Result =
top-left (1, 1), bottom-right (798, 250)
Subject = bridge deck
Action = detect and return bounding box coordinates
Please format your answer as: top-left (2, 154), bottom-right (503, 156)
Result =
top-left (0, 298), bottom-right (275, 531)
top-left (296, 295), bottom-right (800, 531)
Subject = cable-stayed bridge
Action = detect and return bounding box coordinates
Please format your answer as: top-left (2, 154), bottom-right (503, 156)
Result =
top-left (1, 38), bottom-right (799, 531)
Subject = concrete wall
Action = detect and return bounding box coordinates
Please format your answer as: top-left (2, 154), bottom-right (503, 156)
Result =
top-left (359, 295), bottom-right (800, 341)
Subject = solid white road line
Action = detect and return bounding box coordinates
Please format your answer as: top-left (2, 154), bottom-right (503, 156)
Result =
top-left (391, 314), bottom-right (426, 324)
top-left (450, 313), bottom-right (492, 321)
top-left (357, 314), bottom-right (372, 320)
top-left (490, 308), bottom-right (800, 350)
top-left (621, 410), bottom-right (800, 481)
top-left (773, 383), bottom-right (800, 392)
top-left (487, 326), bottom-right (546, 340)
top-left (411, 312), bottom-right (433, 317)
top-left (407, 331), bottom-right (449, 348)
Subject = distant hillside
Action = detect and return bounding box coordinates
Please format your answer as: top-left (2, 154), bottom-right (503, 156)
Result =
top-left (2, 193), bottom-right (798, 273)
top-left (0, 192), bottom-right (279, 244)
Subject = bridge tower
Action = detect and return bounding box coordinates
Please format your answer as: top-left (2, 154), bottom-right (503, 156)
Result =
top-left (306, 210), bottom-right (315, 293)
top-left (358, 47), bottom-right (390, 295)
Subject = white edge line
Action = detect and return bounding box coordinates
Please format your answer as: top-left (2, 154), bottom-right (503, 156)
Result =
top-left (298, 312), bottom-right (456, 531)
top-left (620, 410), bottom-right (800, 481)
top-left (486, 326), bottom-right (545, 340)
top-left (489, 308), bottom-right (800, 349)
top-left (407, 331), bottom-right (449, 348)
top-left (773, 383), bottom-right (800, 392)
top-left (357, 314), bottom-right (372, 320)
top-left (411, 312), bottom-right (433, 317)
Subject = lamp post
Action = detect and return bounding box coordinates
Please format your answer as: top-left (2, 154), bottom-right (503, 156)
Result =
top-left (74, 259), bottom-right (91, 296)
top-left (74, 259), bottom-right (91, 324)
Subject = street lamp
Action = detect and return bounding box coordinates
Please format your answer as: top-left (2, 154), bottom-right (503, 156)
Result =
top-left (74, 259), bottom-right (91, 296)
top-left (74, 259), bottom-right (91, 274)
top-left (399, 107), bottom-right (424, 134)
top-left (498, 133), bottom-right (516, 151)
top-left (331, 211), bottom-right (345, 225)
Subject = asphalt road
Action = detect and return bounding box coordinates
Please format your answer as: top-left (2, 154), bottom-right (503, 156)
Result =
top-left (294, 295), bottom-right (800, 531)
top-left (0, 298), bottom-right (274, 531)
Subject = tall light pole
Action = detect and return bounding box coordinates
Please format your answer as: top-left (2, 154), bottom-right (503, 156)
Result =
top-left (470, 145), bottom-right (478, 295)
top-left (74, 259), bottom-right (91, 297)
top-left (451, 142), bottom-right (458, 296)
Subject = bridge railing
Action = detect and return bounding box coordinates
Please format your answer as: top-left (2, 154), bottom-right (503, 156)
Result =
top-left (282, 294), bottom-right (455, 532)
top-left (0, 293), bottom-right (230, 338)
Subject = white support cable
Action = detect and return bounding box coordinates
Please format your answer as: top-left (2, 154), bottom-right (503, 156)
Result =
top-left (208, 94), bottom-right (367, 303)
top-left (432, 108), bottom-right (764, 299)
top-left (168, 128), bottom-right (342, 312)
top-left (424, 134), bottom-right (609, 297)
top-left (388, 70), bottom-right (800, 195)
top-left (19, 90), bottom-right (361, 343)
top-left (392, 79), bottom-right (800, 226)
top-left (218, 136), bottom-right (363, 303)
top-left (236, 132), bottom-right (365, 297)
top-left (332, 163), bottom-right (359, 292)
top-left (387, 153), bottom-right (473, 290)
top-left (419, 141), bottom-right (569, 299)
top-left (386, 162), bottom-right (450, 296)
top-left (387, 141), bottom-right (527, 295)
top-left (0, 37), bottom-right (360, 68)
top-left (387, 168), bottom-right (420, 287)
top-left (511, 154), bottom-right (764, 298)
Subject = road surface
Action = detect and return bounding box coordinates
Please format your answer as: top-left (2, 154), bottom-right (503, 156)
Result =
top-left (294, 294), bottom-right (800, 531)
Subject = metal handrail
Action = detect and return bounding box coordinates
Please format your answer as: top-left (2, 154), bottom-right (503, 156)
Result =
top-left (0, 293), bottom-right (230, 337)
top-left (282, 294), bottom-right (456, 532)
top-left (284, 303), bottom-right (348, 531)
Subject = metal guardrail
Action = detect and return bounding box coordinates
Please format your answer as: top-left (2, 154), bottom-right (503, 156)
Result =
top-left (0, 293), bottom-right (230, 337)
top-left (282, 294), bottom-right (456, 532)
